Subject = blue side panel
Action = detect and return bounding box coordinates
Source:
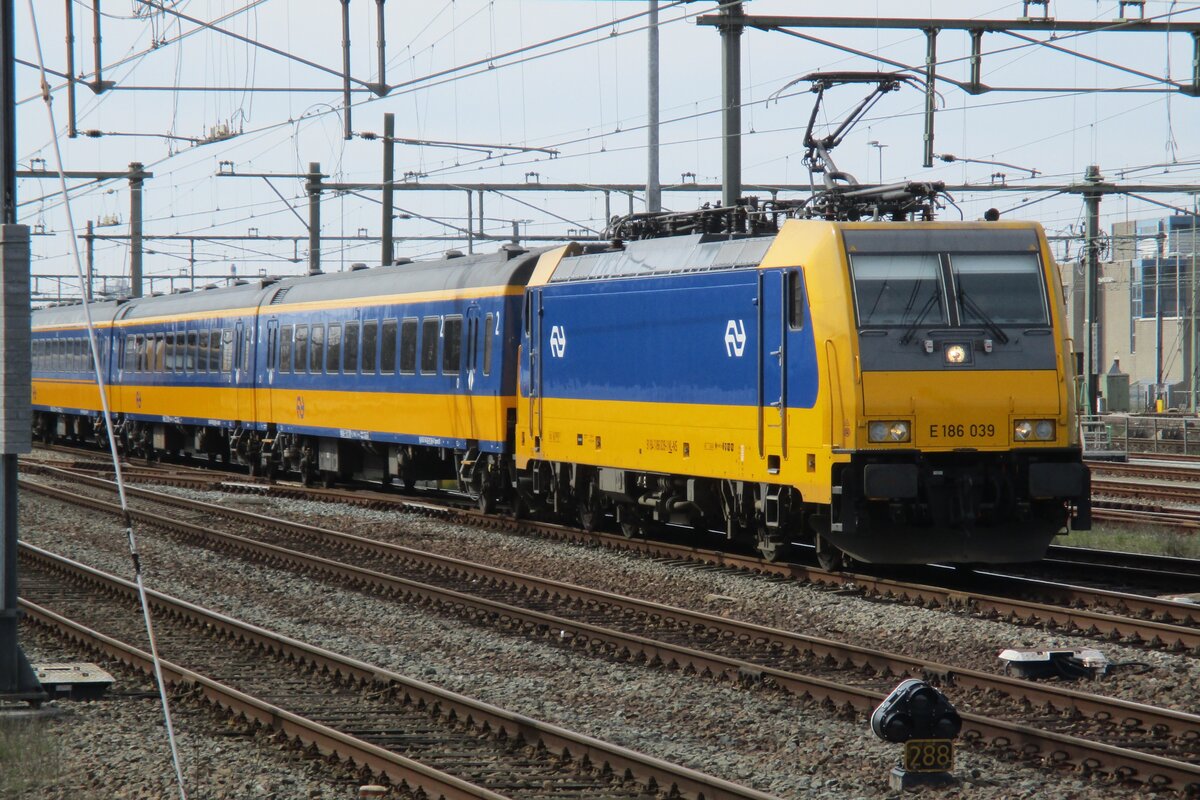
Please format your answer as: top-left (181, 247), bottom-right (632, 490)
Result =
top-left (531, 269), bottom-right (819, 409)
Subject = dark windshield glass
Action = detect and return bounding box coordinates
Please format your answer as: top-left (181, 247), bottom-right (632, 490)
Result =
top-left (850, 254), bottom-right (947, 327)
top-left (951, 254), bottom-right (1048, 325)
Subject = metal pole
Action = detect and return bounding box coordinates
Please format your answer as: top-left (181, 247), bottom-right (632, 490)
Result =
top-left (188, 238), bottom-right (195, 292)
top-left (381, 112), bottom-right (394, 266)
top-left (65, 0), bottom-right (76, 137)
top-left (968, 29), bottom-right (984, 93)
top-left (646, 0), bottom-right (661, 213)
top-left (466, 190), bottom-right (473, 254)
top-left (923, 28), bottom-right (939, 168)
top-left (510, 220), bottom-right (519, 246)
top-left (1191, 199), bottom-right (1198, 412)
top-left (477, 190), bottom-right (484, 240)
top-left (307, 162), bottom-right (322, 275)
top-left (375, 0), bottom-right (387, 94)
top-left (719, 2), bottom-right (743, 207)
top-left (88, 0), bottom-right (111, 93)
top-left (1156, 247), bottom-right (1164, 398)
top-left (1082, 165), bottom-right (1102, 413)
top-left (341, 0), bottom-right (352, 140)
top-left (0, 0), bottom-right (42, 702)
top-left (129, 162), bottom-right (144, 298)
top-left (85, 219), bottom-right (93, 300)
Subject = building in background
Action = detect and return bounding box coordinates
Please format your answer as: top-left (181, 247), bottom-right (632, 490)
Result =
top-left (1065, 214), bottom-right (1200, 412)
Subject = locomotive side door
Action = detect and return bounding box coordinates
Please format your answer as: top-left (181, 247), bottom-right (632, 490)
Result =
top-left (526, 289), bottom-right (543, 450)
top-left (758, 270), bottom-right (786, 472)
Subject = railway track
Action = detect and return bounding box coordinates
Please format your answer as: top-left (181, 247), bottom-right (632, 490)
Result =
top-left (19, 470), bottom-right (1200, 792)
top-left (22, 461), bottom-right (1200, 645)
top-left (19, 543), bottom-right (776, 800)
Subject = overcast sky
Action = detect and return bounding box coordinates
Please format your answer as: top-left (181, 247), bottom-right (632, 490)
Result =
top-left (13, 1), bottom-right (1200, 298)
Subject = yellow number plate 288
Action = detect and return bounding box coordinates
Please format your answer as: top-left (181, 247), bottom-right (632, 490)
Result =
top-left (902, 739), bottom-right (954, 773)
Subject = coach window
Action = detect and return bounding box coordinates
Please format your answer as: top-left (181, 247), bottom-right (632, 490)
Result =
top-left (361, 320), bottom-right (378, 374)
top-left (221, 329), bottom-right (235, 374)
top-left (310, 324), bottom-right (325, 373)
top-left (380, 319), bottom-right (397, 374)
top-left (186, 332), bottom-right (198, 373)
top-left (294, 325), bottom-right (309, 373)
top-left (399, 318), bottom-right (417, 374)
top-left (155, 334), bottom-right (166, 373)
top-left (195, 331), bottom-right (209, 374)
top-left (343, 322), bottom-right (359, 373)
top-left (279, 325), bottom-right (294, 372)
top-left (787, 270), bottom-right (805, 330)
top-left (326, 323), bottom-right (342, 374)
top-left (442, 315), bottom-right (462, 375)
top-left (167, 333), bottom-right (178, 373)
top-left (483, 313), bottom-right (494, 376)
top-left (208, 330), bottom-right (221, 372)
top-left (420, 317), bottom-right (439, 374)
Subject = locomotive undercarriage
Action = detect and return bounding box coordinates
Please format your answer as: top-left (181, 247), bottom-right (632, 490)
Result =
top-left (824, 451), bottom-right (1091, 565)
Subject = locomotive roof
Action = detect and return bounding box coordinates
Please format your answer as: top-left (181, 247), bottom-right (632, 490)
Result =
top-left (549, 234), bottom-right (774, 283)
top-left (264, 246), bottom-right (547, 307)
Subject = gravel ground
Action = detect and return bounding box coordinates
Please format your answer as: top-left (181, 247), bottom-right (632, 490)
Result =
top-left (12, 472), bottom-right (1183, 798)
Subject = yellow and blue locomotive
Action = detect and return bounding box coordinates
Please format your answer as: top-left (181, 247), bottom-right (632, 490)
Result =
top-left (512, 216), bottom-right (1090, 566)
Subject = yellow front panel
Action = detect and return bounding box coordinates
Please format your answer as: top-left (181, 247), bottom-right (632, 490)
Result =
top-left (860, 370), bottom-right (1067, 449)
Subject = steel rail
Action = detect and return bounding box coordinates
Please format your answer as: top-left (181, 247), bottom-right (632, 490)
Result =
top-left (23, 464), bottom-right (1200, 637)
top-left (20, 480), bottom-right (1200, 790)
top-left (19, 544), bottom-right (780, 800)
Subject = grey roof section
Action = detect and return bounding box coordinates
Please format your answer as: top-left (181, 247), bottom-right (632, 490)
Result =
top-left (265, 246), bottom-right (547, 307)
top-left (117, 279), bottom-right (276, 320)
top-left (32, 300), bottom-right (123, 330)
top-left (549, 235), bottom-right (773, 283)
top-left (842, 227), bottom-right (1041, 254)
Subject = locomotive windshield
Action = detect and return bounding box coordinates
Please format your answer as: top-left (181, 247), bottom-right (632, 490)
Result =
top-left (850, 251), bottom-right (1048, 329)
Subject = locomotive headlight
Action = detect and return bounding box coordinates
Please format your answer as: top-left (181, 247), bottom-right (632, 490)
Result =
top-left (944, 344), bottom-right (967, 364)
top-left (869, 420), bottom-right (911, 443)
top-left (1014, 419), bottom-right (1056, 442)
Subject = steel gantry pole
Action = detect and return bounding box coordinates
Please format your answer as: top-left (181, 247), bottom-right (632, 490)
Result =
top-left (646, 0), bottom-right (661, 213)
top-left (1082, 165), bottom-right (1105, 413)
top-left (129, 162), bottom-right (145, 298)
top-left (307, 162), bottom-right (323, 275)
top-left (720, 1), bottom-right (743, 207)
top-left (923, 28), bottom-right (939, 168)
top-left (382, 113), bottom-right (394, 266)
top-left (0, 0), bottom-right (44, 703)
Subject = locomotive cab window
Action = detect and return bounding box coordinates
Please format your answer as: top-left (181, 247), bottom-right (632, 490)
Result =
top-left (950, 253), bottom-right (1048, 325)
top-left (850, 254), bottom-right (947, 328)
top-left (399, 319), bottom-right (417, 374)
top-left (420, 317), bottom-right (439, 374)
top-left (442, 316), bottom-right (462, 375)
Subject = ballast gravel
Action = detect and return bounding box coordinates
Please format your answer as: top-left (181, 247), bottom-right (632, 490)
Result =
top-left (14, 478), bottom-right (1182, 799)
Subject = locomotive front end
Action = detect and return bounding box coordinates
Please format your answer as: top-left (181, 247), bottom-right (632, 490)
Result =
top-left (827, 222), bottom-right (1090, 565)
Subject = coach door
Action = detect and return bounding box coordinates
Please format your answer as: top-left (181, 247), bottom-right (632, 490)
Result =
top-left (758, 270), bottom-right (787, 472)
top-left (234, 320), bottom-right (254, 425)
top-left (261, 318), bottom-right (279, 424)
top-left (464, 304), bottom-right (481, 441)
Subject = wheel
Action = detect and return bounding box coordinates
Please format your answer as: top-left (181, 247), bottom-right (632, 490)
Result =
top-left (756, 525), bottom-right (793, 562)
top-left (577, 476), bottom-right (604, 532)
top-left (617, 507), bottom-right (641, 539)
top-left (814, 535), bottom-right (846, 571)
top-left (477, 490), bottom-right (494, 514)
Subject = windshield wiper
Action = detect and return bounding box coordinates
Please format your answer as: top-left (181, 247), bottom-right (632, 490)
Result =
top-left (899, 292), bottom-right (939, 345)
top-left (958, 290), bottom-right (1009, 344)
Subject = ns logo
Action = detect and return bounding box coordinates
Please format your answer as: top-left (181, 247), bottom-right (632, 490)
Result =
top-left (724, 319), bottom-right (747, 357)
top-left (549, 325), bottom-right (567, 358)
